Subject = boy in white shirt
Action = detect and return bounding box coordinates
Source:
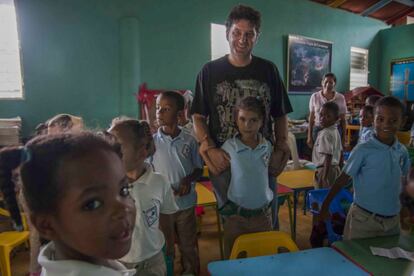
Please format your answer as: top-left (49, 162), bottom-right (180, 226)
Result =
top-left (358, 105), bottom-right (375, 144)
top-left (312, 102), bottom-right (342, 189)
top-left (151, 91), bottom-right (203, 275)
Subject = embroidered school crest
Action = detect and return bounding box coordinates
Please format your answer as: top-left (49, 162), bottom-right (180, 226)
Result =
top-left (143, 204), bottom-right (159, 227)
top-left (182, 144), bottom-right (191, 158)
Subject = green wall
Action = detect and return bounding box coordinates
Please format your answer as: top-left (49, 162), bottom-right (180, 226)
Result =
top-left (0, 0), bottom-right (388, 137)
top-left (377, 24), bottom-right (414, 95)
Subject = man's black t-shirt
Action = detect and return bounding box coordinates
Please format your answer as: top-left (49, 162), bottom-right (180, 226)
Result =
top-left (191, 55), bottom-right (293, 146)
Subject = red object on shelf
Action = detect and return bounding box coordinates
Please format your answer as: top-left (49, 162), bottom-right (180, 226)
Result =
top-left (135, 83), bottom-right (190, 133)
top-left (344, 86), bottom-right (383, 102)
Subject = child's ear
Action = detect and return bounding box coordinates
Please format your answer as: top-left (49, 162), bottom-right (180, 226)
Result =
top-left (30, 213), bottom-right (59, 241)
top-left (177, 110), bottom-right (184, 120)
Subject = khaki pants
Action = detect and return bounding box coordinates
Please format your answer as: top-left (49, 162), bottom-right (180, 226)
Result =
top-left (223, 208), bottom-right (273, 259)
top-left (343, 204), bottom-right (400, 240)
top-left (159, 207), bottom-right (199, 275)
top-left (315, 165), bottom-right (341, 189)
top-left (123, 250), bottom-right (166, 276)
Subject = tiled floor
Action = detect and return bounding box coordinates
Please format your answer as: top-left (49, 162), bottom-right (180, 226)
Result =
top-left (9, 196), bottom-right (313, 276)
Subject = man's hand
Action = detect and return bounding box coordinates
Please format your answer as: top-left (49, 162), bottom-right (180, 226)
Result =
top-left (176, 176), bottom-right (192, 196)
top-left (269, 142), bottom-right (290, 177)
top-left (206, 148), bottom-right (230, 173)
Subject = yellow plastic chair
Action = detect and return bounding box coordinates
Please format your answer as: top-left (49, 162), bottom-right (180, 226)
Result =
top-left (397, 131), bottom-right (410, 145)
top-left (229, 231), bottom-right (299, 259)
top-left (0, 230), bottom-right (30, 276)
top-left (0, 207), bottom-right (30, 276)
top-left (0, 208), bottom-right (28, 231)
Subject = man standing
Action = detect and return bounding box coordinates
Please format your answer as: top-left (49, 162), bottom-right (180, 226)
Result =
top-left (191, 5), bottom-right (292, 228)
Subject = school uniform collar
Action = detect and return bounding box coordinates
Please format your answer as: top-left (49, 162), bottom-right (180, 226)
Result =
top-left (38, 242), bottom-right (136, 276)
top-left (369, 134), bottom-right (401, 151)
top-left (133, 163), bottom-right (153, 185)
top-left (156, 127), bottom-right (184, 141)
top-left (325, 124), bottom-right (337, 131)
top-left (234, 134), bottom-right (268, 153)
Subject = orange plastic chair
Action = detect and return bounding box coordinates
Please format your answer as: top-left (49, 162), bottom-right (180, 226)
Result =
top-left (0, 208), bottom-right (30, 276)
top-left (229, 231), bottom-right (299, 259)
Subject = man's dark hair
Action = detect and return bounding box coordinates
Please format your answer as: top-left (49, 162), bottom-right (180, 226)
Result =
top-left (225, 5), bottom-right (261, 34)
top-left (375, 96), bottom-right (405, 117)
top-left (322, 102), bottom-right (339, 118)
top-left (323, 72), bottom-right (337, 83)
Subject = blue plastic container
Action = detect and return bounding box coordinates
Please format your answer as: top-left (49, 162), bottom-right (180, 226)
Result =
top-left (307, 188), bottom-right (353, 244)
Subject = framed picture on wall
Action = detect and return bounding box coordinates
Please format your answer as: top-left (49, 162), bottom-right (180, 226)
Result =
top-left (390, 57), bottom-right (414, 102)
top-left (287, 35), bottom-right (332, 94)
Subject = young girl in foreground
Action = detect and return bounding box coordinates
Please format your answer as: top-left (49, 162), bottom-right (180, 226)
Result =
top-left (203, 96), bottom-right (274, 258)
top-left (0, 132), bottom-right (136, 276)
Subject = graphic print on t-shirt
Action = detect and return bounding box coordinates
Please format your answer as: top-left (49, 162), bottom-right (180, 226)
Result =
top-left (215, 79), bottom-right (271, 143)
top-left (143, 200), bottom-right (160, 227)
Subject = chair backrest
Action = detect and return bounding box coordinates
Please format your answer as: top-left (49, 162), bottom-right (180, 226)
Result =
top-left (0, 208), bottom-right (28, 231)
top-left (308, 188), bottom-right (353, 217)
top-left (229, 231), bottom-right (299, 259)
top-left (287, 132), bottom-right (301, 170)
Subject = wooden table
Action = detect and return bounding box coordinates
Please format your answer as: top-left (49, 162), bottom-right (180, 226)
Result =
top-left (277, 169), bottom-right (315, 240)
top-left (208, 247), bottom-right (369, 276)
top-left (196, 181), bottom-right (224, 259)
top-left (333, 234), bottom-right (414, 276)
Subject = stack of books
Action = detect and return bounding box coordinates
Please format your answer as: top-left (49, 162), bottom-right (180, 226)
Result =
top-left (0, 117), bottom-right (22, 146)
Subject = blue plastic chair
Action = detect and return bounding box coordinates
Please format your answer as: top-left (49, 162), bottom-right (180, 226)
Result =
top-left (307, 188), bottom-right (353, 244)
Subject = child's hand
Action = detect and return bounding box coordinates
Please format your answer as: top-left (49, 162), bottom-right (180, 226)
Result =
top-left (176, 177), bottom-right (192, 196)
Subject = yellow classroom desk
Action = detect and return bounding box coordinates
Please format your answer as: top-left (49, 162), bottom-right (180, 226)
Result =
top-left (196, 182), bottom-right (224, 259)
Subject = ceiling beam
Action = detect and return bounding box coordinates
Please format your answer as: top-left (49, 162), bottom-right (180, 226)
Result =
top-left (328, 0), bottom-right (347, 8)
top-left (386, 6), bottom-right (414, 24)
top-left (393, 0), bottom-right (414, 7)
top-left (360, 0), bottom-right (393, 16)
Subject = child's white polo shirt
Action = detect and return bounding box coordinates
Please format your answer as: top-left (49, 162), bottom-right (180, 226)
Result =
top-left (151, 128), bottom-right (203, 210)
top-left (39, 242), bottom-right (136, 276)
top-left (312, 125), bottom-right (342, 167)
top-left (120, 164), bottom-right (178, 263)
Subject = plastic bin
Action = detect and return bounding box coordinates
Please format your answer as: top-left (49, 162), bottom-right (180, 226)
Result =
top-left (307, 188), bottom-right (353, 244)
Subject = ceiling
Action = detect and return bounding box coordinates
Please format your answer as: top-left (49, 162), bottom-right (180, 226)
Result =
top-left (310, 0), bottom-right (414, 25)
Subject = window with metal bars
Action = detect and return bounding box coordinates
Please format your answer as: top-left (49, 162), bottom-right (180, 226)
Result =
top-left (210, 23), bottom-right (229, 61)
top-left (0, 0), bottom-right (23, 99)
top-left (350, 47), bottom-right (369, 90)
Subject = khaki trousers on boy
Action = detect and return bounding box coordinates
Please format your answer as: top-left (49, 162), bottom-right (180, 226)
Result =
top-left (223, 208), bottom-right (273, 259)
top-left (123, 250), bottom-right (166, 276)
top-left (343, 204), bottom-right (400, 240)
top-left (159, 207), bottom-right (199, 275)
